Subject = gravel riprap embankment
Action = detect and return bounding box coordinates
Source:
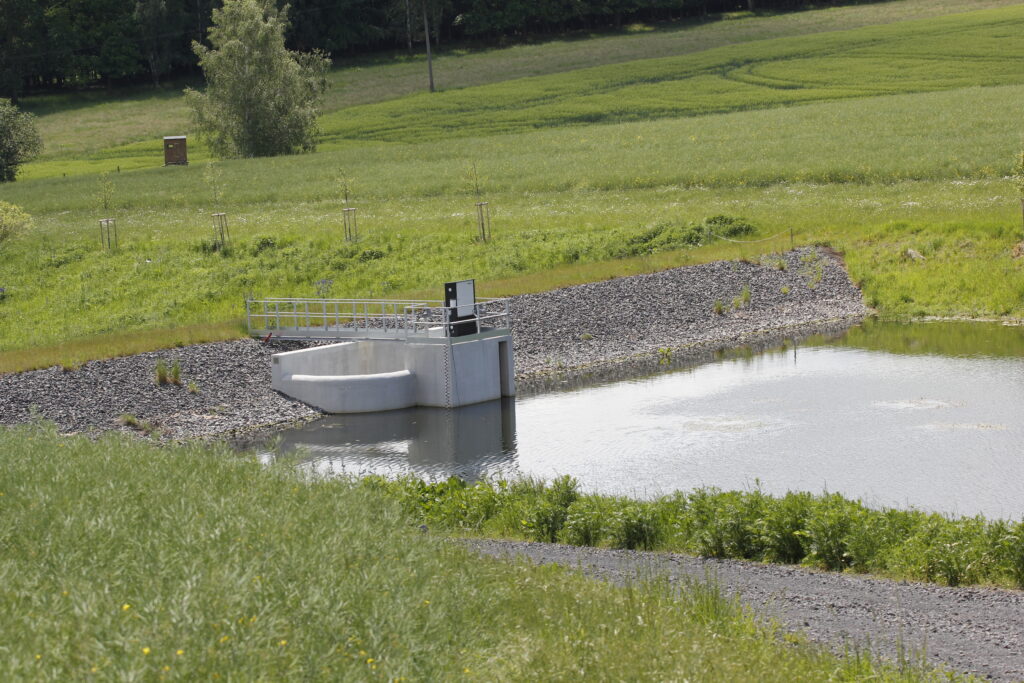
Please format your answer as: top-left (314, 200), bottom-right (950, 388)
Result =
top-left (465, 539), bottom-right (1024, 682)
top-left (0, 247), bottom-right (865, 439)
top-left (510, 246), bottom-right (866, 380)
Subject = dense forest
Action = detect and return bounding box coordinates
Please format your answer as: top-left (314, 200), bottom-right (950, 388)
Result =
top-left (1, 0), bottom-right (871, 100)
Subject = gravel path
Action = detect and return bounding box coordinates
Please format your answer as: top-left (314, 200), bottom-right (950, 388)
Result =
top-left (465, 539), bottom-right (1024, 682)
top-left (0, 247), bottom-right (865, 439)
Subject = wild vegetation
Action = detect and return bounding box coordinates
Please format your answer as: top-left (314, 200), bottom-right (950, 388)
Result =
top-left (0, 2), bottom-right (1022, 372)
top-left (362, 474), bottom-right (1024, 590)
top-left (0, 423), bottom-right (963, 681)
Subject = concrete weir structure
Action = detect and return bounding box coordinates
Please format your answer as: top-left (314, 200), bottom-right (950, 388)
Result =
top-left (248, 282), bottom-right (515, 412)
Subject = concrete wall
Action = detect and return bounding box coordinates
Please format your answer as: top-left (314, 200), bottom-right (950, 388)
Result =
top-left (271, 334), bottom-right (515, 413)
top-left (286, 370), bottom-right (415, 413)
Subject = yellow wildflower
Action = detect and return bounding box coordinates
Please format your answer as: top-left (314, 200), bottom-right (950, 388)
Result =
top-left (142, 647), bottom-right (150, 655)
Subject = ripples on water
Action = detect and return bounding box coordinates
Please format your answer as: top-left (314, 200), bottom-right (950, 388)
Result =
top-left (259, 320), bottom-right (1024, 519)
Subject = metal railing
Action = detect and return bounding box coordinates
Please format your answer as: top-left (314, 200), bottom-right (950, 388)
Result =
top-left (245, 297), bottom-right (512, 340)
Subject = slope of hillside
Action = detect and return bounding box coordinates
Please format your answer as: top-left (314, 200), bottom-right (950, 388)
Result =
top-left (1, 1), bottom-right (1022, 367)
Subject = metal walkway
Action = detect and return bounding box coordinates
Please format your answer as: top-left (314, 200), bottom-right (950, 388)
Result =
top-left (245, 297), bottom-right (512, 341)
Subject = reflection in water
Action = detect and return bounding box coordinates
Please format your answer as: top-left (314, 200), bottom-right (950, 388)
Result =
top-left (265, 398), bottom-right (518, 481)
top-left (261, 321), bottom-right (1024, 519)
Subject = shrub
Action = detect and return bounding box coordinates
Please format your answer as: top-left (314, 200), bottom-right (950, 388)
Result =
top-left (804, 494), bottom-right (856, 571)
top-left (546, 475), bottom-right (580, 508)
top-left (524, 475), bottom-right (580, 542)
top-left (251, 235), bottom-right (278, 254)
top-left (561, 497), bottom-right (607, 547)
top-left (687, 490), bottom-right (766, 559)
top-left (0, 201), bottom-right (31, 244)
top-left (0, 100), bottom-right (42, 182)
top-left (610, 503), bottom-right (661, 551)
top-left (359, 249), bottom-right (385, 262)
top-left (760, 492), bottom-right (813, 564)
top-left (923, 517), bottom-right (989, 587)
top-left (702, 215), bottom-right (756, 239)
top-left (999, 520), bottom-right (1024, 588)
top-left (526, 500), bottom-right (569, 542)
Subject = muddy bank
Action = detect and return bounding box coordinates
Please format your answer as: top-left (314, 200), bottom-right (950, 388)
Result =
top-left (465, 539), bottom-right (1024, 682)
top-left (0, 247), bottom-right (866, 439)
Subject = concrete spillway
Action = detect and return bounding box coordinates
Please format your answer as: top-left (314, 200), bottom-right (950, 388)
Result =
top-left (271, 332), bottom-right (515, 412)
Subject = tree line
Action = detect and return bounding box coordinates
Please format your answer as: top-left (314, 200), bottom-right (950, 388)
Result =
top-left (1, 0), bottom-right (872, 101)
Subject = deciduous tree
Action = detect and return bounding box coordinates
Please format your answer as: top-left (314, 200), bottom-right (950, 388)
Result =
top-left (0, 100), bottom-right (42, 182)
top-left (184, 0), bottom-right (329, 158)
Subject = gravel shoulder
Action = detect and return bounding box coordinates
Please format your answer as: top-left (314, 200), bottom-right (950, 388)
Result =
top-left (0, 246), bottom-right (865, 439)
top-left (464, 539), bottom-right (1024, 682)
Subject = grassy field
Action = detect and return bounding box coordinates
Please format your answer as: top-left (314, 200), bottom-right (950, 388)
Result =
top-left (1, 1), bottom-right (1023, 371)
top-left (0, 423), bottom-right (967, 681)
top-left (19, 0), bottom-right (1019, 162)
top-left (18, 4), bottom-right (1024, 178)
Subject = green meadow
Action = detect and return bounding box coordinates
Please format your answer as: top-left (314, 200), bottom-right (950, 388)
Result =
top-left (0, 423), bottom-right (967, 680)
top-left (1, 4), bottom-right (1022, 676)
top-left (1, 1), bottom-right (1023, 371)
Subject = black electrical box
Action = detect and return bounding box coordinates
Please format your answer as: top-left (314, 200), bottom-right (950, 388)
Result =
top-left (445, 279), bottom-right (478, 337)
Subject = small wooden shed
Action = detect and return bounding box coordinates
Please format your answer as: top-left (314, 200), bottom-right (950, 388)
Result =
top-left (163, 136), bottom-right (188, 166)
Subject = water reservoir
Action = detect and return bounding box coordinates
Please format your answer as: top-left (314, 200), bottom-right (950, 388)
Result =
top-left (258, 320), bottom-right (1024, 519)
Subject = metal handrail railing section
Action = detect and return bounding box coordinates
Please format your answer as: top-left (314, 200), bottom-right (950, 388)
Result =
top-left (245, 297), bottom-right (512, 340)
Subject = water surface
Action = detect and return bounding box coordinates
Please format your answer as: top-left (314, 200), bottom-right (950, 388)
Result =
top-left (261, 320), bottom-right (1024, 519)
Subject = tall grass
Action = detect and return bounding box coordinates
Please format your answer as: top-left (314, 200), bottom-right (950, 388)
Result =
top-left (362, 475), bottom-right (1024, 590)
top-left (1, 176), bottom-right (1022, 360)
top-left (0, 423), bottom-right (963, 680)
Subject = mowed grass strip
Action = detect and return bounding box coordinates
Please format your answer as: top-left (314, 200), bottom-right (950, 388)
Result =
top-left (0, 424), bottom-right (962, 681)
top-left (314, 5), bottom-right (1024, 145)
top-left (18, 81), bottom-right (1024, 190)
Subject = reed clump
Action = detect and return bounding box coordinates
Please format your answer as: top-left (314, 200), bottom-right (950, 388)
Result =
top-left (363, 475), bottom-right (1024, 590)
